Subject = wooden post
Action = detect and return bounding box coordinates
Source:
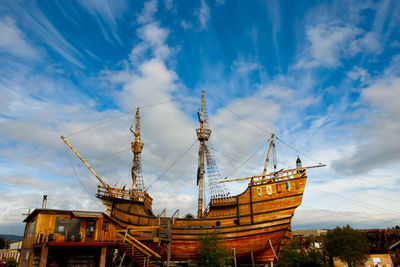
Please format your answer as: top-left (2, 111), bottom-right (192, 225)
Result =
top-left (118, 252), bottom-right (126, 267)
top-left (251, 250), bottom-right (255, 267)
top-left (232, 248), bottom-right (237, 267)
top-left (39, 245), bottom-right (48, 267)
top-left (167, 241), bottom-right (171, 267)
top-left (268, 239), bottom-right (278, 261)
top-left (99, 246), bottom-right (106, 267)
top-left (249, 185), bottom-right (254, 224)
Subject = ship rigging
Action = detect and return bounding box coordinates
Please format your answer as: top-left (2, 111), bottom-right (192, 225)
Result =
top-left (61, 91), bottom-right (325, 263)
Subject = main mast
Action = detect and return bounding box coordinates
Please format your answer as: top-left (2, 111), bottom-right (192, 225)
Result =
top-left (196, 91), bottom-right (211, 218)
top-left (130, 108), bottom-right (144, 191)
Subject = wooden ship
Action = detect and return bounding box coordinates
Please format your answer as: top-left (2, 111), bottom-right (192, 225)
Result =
top-left (61, 91), bottom-right (324, 263)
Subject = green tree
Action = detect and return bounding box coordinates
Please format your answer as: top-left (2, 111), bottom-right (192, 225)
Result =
top-left (5, 258), bottom-right (17, 267)
top-left (324, 225), bottom-right (369, 267)
top-left (279, 236), bottom-right (325, 267)
top-left (0, 237), bottom-right (8, 249)
top-left (199, 231), bottom-right (230, 267)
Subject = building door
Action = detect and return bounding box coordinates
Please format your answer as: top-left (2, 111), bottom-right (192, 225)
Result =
top-left (85, 220), bottom-right (95, 242)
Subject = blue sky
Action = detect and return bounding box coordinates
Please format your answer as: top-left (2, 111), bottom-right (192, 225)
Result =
top-left (1, 0), bottom-right (400, 235)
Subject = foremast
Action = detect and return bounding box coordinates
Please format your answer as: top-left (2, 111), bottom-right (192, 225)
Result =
top-left (196, 91), bottom-right (211, 218)
top-left (130, 108), bottom-right (144, 191)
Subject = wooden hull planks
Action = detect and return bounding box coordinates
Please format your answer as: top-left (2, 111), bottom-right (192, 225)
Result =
top-left (97, 174), bottom-right (308, 262)
top-left (170, 228), bottom-right (286, 261)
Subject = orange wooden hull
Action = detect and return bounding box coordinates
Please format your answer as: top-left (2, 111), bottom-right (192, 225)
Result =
top-left (99, 171), bottom-right (307, 263)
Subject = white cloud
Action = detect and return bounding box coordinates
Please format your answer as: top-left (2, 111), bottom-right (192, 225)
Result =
top-left (295, 23), bottom-right (359, 68)
top-left (180, 20), bottom-right (192, 30)
top-left (346, 66), bottom-right (370, 84)
top-left (295, 0), bottom-right (383, 69)
top-left (163, 0), bottom-right (174, 11)
top-left (130, 22), bottom-right (171, 63)
top-left (137, 0), bottom-right (158, 24)
top-left (195, 0), bottom-right (210, 29)
top-left (0, 16), bottom-right (39, 60)
top-left (5, 2), bottom-right (85, 68)
top-left (231, 60), bottom-right (260, 75)
top-left (76, 0), bottom-right (125, 44)
top-left (333, 61), bottom-right (400, 174)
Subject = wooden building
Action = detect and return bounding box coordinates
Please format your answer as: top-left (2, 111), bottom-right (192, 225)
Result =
top-left (18, 209), bottom-right (161, 267)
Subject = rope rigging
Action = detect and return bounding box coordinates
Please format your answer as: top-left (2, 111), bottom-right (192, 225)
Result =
top-left (64, 93), bottom-right (196, 138)
top-left (205, 91), bottom-right (322, 165)
top-left (145, 139), bottom-right (198, 191)
top-left (63, 144), bottom-right (107, 212)
top-left (62, 90), bottom-right (327, 201)
top-left (200, 95), bottom-right (230, 200)
top-left (59, 91), bottom-right (400, 227)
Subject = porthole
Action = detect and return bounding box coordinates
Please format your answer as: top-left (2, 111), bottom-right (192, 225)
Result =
top-left (216, 221), bottom-right (221, 227)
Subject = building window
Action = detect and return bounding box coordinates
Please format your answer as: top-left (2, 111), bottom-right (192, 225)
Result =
top-left (86, 221), bottom-right (95, 234)
top-left (27, 220), bottom-right (35, 237)
top-left (102, 221), bottom-right (108, 232)
top-left (54, 218), bottom-right (81, 235)
top-left (57, 225), bottom-right (64, 233)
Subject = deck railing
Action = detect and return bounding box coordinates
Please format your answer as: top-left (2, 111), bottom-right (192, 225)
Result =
top-left (250, 168), bottom-right (306, 186)
top-left (97, 185), bottom-right (153, 207)
top-left (33, 229), bottom-right (117, 245)
top-left (210, 196), bottom-right (237, 206)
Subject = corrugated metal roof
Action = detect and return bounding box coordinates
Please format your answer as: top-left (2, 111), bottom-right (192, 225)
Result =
top-left (71, 211), bottom-right (103, 218)
top-left (23, 209), bottom-right (117, 223)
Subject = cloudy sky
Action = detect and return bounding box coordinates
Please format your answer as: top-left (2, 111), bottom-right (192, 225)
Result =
top-left (1, 0), bottom-right (400, 235)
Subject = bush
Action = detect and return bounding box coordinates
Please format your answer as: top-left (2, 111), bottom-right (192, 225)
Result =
top-left (279, 236), bottom-right (325, 267)
top-left (5, 258), bottom-right (17, 267)
top-left (199, 231), bottom-right (230, 267)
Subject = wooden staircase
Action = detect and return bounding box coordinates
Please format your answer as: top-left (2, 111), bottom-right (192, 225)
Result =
top-left (115, 210), bottom-right (180, 266)
top-left (116, 227), bottom-right (161, 267)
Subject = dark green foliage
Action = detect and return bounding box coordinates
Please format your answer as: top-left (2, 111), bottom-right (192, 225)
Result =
top-left (324, 225), bottom-right (369, 267)
top-left (0, 237), bottom-right (8, 249)
top-left (199, 231), bottom-right (230, 267)
top-left (279, 236), bottom-right (325, 267)
top-left (5, 258), bottom-right (17, 267)
top-left (0, 235), bottom-right (23, 243)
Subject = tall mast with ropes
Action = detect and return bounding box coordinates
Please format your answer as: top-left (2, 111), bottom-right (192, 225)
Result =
top-left (196, 91), bottom-right (211, 218)
top-left (130, 108), bottom-right (144, 191)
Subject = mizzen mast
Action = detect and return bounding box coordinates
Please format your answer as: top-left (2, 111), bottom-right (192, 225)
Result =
top-left (196, 91), bottom-right (211, 218)
top-left (130, 108), bottom-right (144, 191)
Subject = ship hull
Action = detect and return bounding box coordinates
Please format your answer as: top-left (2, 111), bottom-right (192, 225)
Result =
top-left (98, 171), bottom-right (307, 263)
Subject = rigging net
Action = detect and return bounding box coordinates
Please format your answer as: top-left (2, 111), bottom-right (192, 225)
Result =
top-left (202, 99), bottom-right (230, 200)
